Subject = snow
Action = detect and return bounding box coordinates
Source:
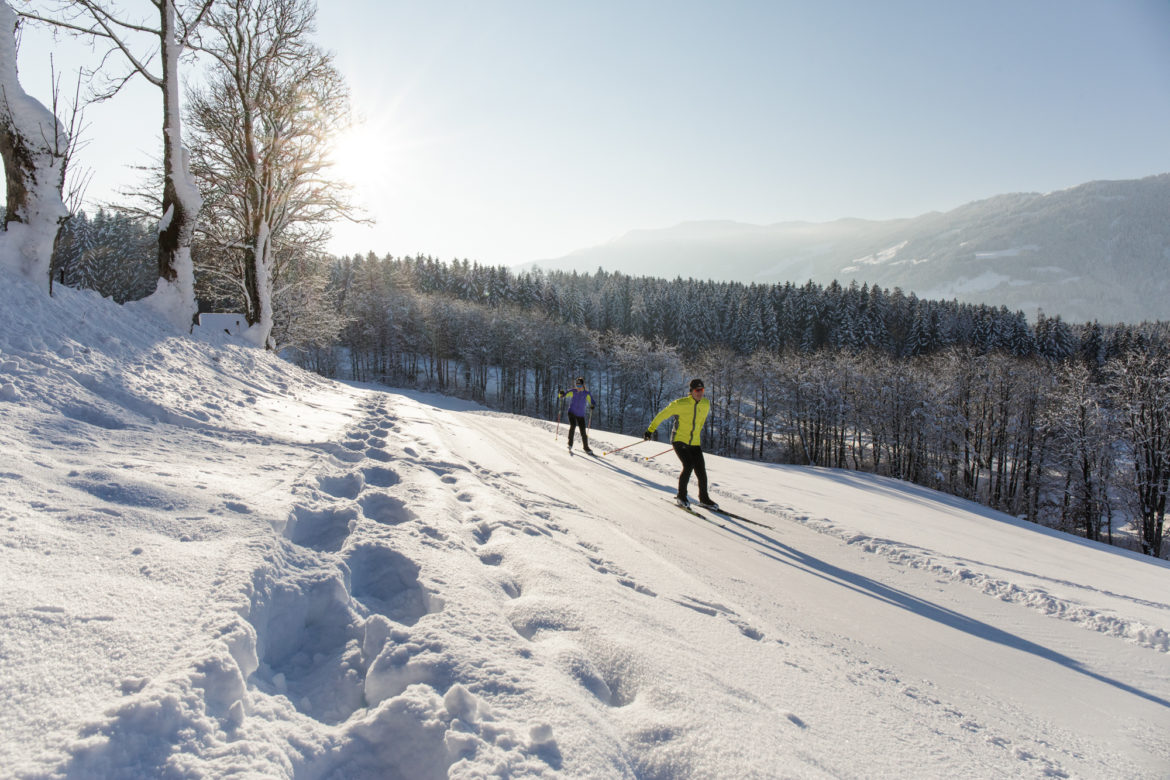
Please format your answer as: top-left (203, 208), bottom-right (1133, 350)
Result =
top-left (2, 263), bottom-right (1169, 779)
top-left (842, 240), bottom-right (909, 273)
top-left (974, 246), bottom-right (1041, 259)
top-left (194, 313), bottom-right (247, 337)
top-left (129, 246), bottom-right (198, 333)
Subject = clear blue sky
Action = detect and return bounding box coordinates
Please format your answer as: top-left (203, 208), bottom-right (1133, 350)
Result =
top-left (16, 0), bottom-right (1170, 266)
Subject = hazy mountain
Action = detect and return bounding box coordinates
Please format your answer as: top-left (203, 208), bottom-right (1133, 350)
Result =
top-left (531, 174), bottom-right (1170, 324)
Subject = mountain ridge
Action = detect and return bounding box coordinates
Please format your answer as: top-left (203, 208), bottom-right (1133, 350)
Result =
top-left (531, 174), bottom-right (1170, 323)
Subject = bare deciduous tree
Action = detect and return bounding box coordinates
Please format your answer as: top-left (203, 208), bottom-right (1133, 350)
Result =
top-left (186, 0), bottom-right (363, 349)
top-left (1111, 349), bottom-right (1170, 556)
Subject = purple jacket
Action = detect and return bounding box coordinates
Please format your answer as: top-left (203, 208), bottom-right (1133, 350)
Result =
top-left (564, 387), bottom-right (593, 417)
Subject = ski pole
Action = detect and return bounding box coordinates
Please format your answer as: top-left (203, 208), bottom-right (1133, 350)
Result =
top-left (602, 439), bottom-right (647, 456)
top-left (643, 447), bottom-right (674, 460)
top-left (555, 395), bottom-right (563, 440)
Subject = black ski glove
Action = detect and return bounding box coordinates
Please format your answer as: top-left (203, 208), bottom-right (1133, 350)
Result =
top-left (643, 430), bottom-right (653, 440)
top-left (557, 390), bottom-right (565, 398)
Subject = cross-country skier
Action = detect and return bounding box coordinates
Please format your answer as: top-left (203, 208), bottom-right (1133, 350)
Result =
top-left (645, 378), bottom-right (718, 509)
top-left (558, 377), bottom-right (595, 454)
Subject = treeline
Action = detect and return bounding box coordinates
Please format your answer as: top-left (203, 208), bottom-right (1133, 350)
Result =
top-left (301, 253), bottom-right (1168, 558)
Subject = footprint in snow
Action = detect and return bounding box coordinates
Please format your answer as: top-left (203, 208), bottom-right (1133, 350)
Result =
top-left (358, 492), bottom-right (410, 526)
top-left (285, 503), bottom-right (358, 551)
top-left (478, 551), bottom-right (504, 566)
top-left (345, 542), bottom-right (443, 625)
top-left (472, 521), bottom-right (493, 545)
top-left (617, 578), bottom-right (658, 597)
top-left (317, 472), bottom-right (365, 500)
top-left (517, 620), bottom-right (639, 708)
top-left (326, 443), bottom-right (365, 464)
top-left (499, 577), bottom-right (522, 599)
top-left (730, 618), bottom-right (765, 641)
top-left (361, 465), bottom-right (400, 488)
top-left (247, 573), bottom-right (364, 725)
top-left (507, 601), bottom-right (580, 641)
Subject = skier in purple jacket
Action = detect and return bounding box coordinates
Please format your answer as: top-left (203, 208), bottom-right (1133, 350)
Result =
top-left (558, 377), bottom-right (595, 454)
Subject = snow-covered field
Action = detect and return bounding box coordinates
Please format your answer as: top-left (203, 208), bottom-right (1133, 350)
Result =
top-left (2, 266), bottom-right (1169, 779)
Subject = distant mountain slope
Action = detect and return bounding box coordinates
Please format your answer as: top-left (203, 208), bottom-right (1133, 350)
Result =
top-left (531, 174), bottom-right (1170, 324)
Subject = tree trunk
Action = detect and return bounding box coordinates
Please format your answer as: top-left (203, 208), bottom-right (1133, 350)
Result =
top-left (0, 1), bottom-right (68, 284)
top-left (146, 0), bottom-right (201, 330)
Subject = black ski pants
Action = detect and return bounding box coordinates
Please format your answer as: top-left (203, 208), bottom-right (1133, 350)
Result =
top-left (567, 414), bottom-right (589, 450)
top-left (672, 441), bottom-right (710, 503)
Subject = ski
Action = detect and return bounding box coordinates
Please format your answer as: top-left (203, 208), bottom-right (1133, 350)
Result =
top-left (664, 498), bottom-right (727, 528)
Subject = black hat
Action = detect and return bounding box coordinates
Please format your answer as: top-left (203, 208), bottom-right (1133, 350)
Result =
top-left (576, 377), bottom-right (585, 385)
top-left (689, 378), bottom-right (705, 390)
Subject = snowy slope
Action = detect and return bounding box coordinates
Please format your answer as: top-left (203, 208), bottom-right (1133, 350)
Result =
top-left (2, 266), bottom-right (1169, 779)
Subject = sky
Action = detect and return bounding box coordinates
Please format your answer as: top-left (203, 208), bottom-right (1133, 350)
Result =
top-left (3, 257), bottom-right (1170, 777)
top-left (13, 0), bottom-right (1170, 267)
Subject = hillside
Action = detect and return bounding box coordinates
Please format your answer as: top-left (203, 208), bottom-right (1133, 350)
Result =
top-left (2, 266), bottom-right (1169, 778)
top-left (531, 174), bottom-right (1170, 324)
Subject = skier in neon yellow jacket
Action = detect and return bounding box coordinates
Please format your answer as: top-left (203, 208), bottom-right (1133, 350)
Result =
top-left (644, 378), bottom-right (718, 509)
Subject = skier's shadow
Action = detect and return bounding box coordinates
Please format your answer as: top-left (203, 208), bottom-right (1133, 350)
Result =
top-left (584, 450), bottom-right (672, 494)
top-left (721, 517), bottom-right (1170, 710)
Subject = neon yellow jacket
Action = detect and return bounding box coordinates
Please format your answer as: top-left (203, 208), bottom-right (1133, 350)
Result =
top-left (648, 395), bottom-right (710, 446)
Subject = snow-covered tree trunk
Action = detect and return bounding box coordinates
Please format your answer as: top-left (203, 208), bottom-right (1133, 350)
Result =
top-left (141, 0), bottom-right (201, 331)
top-left (0, 0), bottom-right (68, 284)
top-left (241, 219), bottom-right (274, 349)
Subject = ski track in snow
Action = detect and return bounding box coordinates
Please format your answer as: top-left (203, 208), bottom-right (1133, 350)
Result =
top-left (774, 509), bottom-right (1170, 653)
top-left (624, 444), bottom-right (1170, 655)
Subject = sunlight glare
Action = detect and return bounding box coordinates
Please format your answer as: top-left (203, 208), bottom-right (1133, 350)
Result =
top-left (329, 111), bottom-right (400, 205)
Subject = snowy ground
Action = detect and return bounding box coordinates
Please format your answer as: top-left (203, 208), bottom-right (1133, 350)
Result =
top-left (2, 266), bottom-right (1169, 779)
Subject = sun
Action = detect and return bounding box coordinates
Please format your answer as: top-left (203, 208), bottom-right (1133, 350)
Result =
top-left (329, 115), bottom-right (392, 195)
